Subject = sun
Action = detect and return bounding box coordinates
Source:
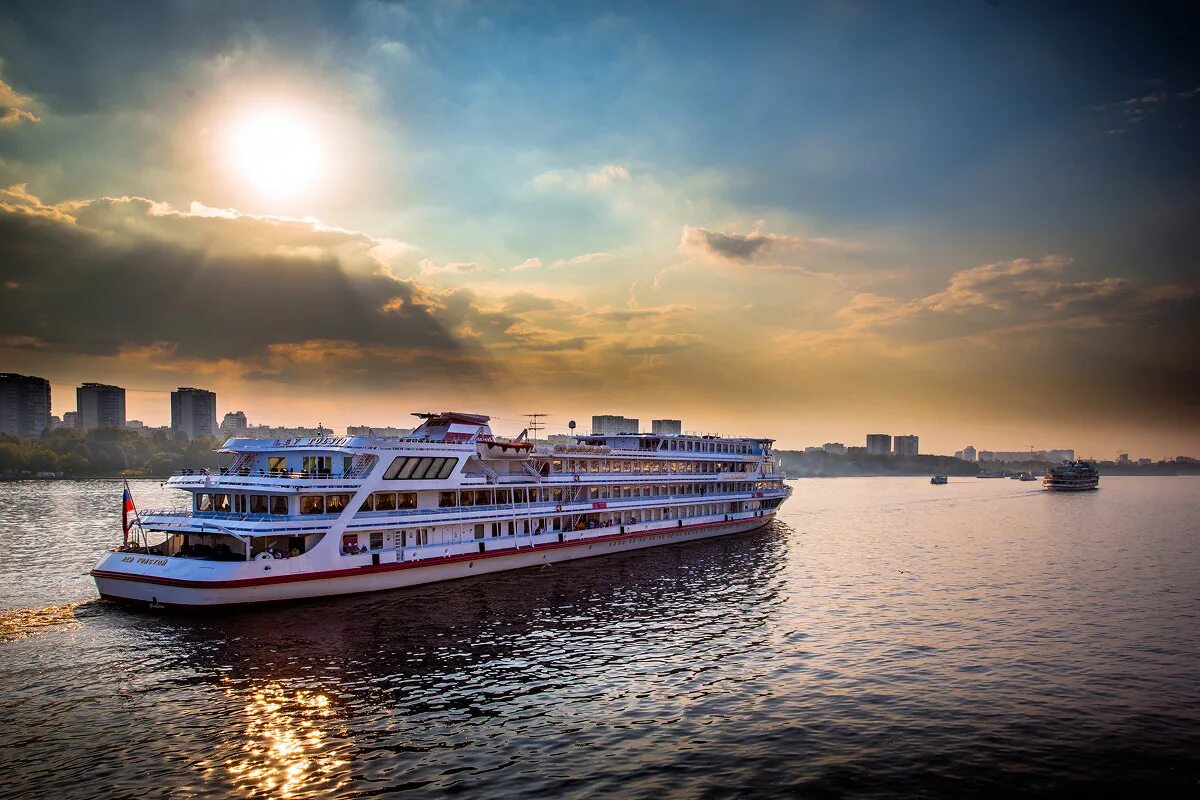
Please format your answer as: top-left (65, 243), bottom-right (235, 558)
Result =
top-left (220, 104), bottom-right (327, 201)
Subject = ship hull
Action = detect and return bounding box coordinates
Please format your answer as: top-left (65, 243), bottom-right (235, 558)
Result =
top-left (93, 514), bottom-right (775, 609)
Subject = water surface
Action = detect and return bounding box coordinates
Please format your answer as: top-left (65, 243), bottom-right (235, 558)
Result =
top-left (0, 477), bottom-right (1197, 797)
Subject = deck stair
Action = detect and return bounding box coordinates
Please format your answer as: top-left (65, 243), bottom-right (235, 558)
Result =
top-left (345, 454), bottom-right (377, 478)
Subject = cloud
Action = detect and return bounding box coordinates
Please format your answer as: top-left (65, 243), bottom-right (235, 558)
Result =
top-left (1090, 84), bottom-right (1200, 134)
top-left (585, 305), bottom-right (692, 324)
top-left (679, 224), bottom-right (862, 265)
top-left (419, 258), bottom-right (481, 275)
top-left (534, 164), bottom-right (633, 192)
top-left (510, 257), bottom-right (543, 271)
top-left (551, 252), bottom-right (612, 268)
top-left (793, 255), bottom-right (1197, 350)
top-left (618, 334), bottom-right (700, 355)
top-left (587, 164), bottom-right (631, 188)
top-left (0, 78), bottom-right (40, 126)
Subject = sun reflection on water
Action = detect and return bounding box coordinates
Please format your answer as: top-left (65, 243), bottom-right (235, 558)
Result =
top-left (217, 681), bottom-right (348, 798)
top-left (0, 602), bottom-right (84, 642)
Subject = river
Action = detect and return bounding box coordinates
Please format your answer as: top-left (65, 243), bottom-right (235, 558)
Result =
top-left (0, 476), bottom-right (1197, 797)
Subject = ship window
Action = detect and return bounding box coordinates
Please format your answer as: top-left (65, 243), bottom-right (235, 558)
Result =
top-left (267, 456), bottom-right (288, 473)
top-left (373, 492), bottom-right (397, 511)
top-left (302, 455), bottom-right (332, 474)
top-left (300, 495), bottom-right (325, 515)
top-left (249, 495), bottom-right (269, 514)
top-left (270, 496), bottom-right (288, 515)
top-left (196, 493), bottom-right (213, 512)
top-left (370, 532), bottom-right (383, 550)
top-left (474, 524), bottom-right (485, 539)
top-left (214, 494), bottom-right (231, 513)
top-left (234, 494), bottom-right (247, 513)
top-left (439, 491), bottom-right (457, 507)
top-left (383, 457), bottom-right (417, 480)
top-left (326, 494), bottom-right (350, 513)
top-left (383, 456), bottom-right (458, 480)
top-left (397, 492), bottom-right (417, 509)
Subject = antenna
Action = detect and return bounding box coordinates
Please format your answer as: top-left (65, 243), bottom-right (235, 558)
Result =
top-left (525, 413), bottom-right (548, 441)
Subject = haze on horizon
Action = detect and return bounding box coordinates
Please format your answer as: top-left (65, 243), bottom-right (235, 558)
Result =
top-left (1, 1), bottom-right (1197, 459)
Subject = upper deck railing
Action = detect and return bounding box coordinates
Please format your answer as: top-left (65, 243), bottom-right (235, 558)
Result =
top-left (176, 467), bottom-right (358, 480)
top-left (137, 486), bottom-right (791, 526)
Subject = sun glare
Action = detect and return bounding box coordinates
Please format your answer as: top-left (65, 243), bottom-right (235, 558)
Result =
top-left (221, 104), bottom-right (327, 201)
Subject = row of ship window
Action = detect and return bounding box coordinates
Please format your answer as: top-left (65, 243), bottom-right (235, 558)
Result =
top-left (372, 455), bottom-right (763, 481)
top-left (548, 458), bottom-right (762, 475)
top-left (346, 499), bottom-right (779, 552)
top-left (194, 481), bottom-right (786, 515)
top-left (661, 440), bottom-right (755, 454)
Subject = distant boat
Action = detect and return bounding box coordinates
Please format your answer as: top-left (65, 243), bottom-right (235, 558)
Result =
top-left (930, 475), bottom-right (948, 485)
top-left (1018, 471), bottom-right (1037, 482)
top-left (976, 470), bottom-right (1005, 478)
top-left (1043, 461), bottom-right (1100, 491)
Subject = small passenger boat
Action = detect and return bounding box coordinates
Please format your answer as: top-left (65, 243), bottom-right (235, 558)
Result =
top-left (1043, 461), bottom-right (1100, 491)
top-left (930, 475), bottom-right (948, 485)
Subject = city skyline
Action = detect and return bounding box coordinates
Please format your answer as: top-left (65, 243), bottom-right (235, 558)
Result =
top-left (4, 373), bottom-right (1187, 461)
top-left (1, 2), bottom-right (1197, 458)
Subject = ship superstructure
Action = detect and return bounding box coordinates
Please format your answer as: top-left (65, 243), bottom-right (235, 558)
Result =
top-left (92, 412), bottom-right (790, 607)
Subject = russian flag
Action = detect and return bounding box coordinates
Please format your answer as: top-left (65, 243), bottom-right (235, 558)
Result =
top-left (122, 483), bottom-right (136, 543)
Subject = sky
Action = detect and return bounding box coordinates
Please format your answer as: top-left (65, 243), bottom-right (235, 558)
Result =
top-left (1, 0), bottom-right (1198, 458)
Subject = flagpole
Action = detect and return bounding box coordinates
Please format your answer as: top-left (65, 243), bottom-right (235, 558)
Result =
top-left (123, 477), bottom-right (144, 548)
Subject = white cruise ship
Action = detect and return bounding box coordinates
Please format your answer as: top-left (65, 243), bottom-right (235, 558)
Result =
top-left (92, 412), bottom-right (791, 608)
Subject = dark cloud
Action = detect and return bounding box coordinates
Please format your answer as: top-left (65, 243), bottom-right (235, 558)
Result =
top-left (585, 305), bottom-right (691, 324)
top-left (680, 226), bottom-right (770, 262)
top-left (679, 225), bottom-right (863, 266)
top-left (0, 188), bottom-right (519, 387)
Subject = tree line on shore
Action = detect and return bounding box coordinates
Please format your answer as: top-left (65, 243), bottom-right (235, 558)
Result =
top-left (778, 450), bottom-right (1200, 477)
top-left (0, 427), bottom-right (223, 478)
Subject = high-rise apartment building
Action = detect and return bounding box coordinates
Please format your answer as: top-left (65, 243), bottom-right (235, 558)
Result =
top-left (893, 435), bottom-right (919, 456)
top-left (0, 373), bottom-right (51, 437)
top-left (220, 411), bottom-right (249, 436)
top-left (592, 415), bottom-right (639, 435)
top-left (171, 387), bottom-right (217, 440)
top-left (651, 419), bottom-right (682, 436)
top-left (77, 383), bottom-right (126, 429)
top-left (866, 433), bottom-right (892, 456)
top-left (962, 445), bottom-right (977, 462)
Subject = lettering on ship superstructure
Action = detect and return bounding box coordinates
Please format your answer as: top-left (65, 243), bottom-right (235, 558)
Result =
top-left (91, 411), bottom-right (793, 607)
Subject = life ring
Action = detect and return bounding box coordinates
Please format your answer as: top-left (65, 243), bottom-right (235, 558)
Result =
top-left (254, 551), bottom-right (274, 561)
top-left (555, 504), bottom-right (563, 512)
top-left (573, 474), bottom-right (581, 482)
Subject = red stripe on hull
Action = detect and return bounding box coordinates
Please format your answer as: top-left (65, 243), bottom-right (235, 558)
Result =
top-left (92, 514), bottom-right (775, 591)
